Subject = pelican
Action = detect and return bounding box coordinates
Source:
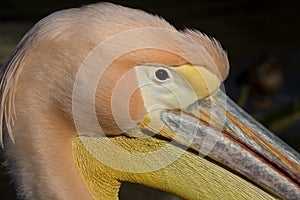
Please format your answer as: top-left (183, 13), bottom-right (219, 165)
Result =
top-left (0, 3), bottom-right (299, 200)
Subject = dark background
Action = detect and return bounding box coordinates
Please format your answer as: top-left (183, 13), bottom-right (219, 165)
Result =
top-left (0, 0), bottom-right (299, 199)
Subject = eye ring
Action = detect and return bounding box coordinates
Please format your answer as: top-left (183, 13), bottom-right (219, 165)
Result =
top-left (154, 68), bottom-right (170, 83)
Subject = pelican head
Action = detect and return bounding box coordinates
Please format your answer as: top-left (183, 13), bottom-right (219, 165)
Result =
top-left (0, 2), bottom-right (299, 200)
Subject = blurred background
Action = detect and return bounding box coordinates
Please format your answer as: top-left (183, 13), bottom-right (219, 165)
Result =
top-left (0, 0), bottom-right (299, 199)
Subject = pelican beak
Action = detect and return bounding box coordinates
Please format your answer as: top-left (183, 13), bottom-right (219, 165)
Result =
top-left (140, 67), bottom-right (300, 199)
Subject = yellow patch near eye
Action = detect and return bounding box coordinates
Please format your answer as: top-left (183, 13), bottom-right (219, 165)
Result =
top-left (172, 65), bottom-right (221, 99)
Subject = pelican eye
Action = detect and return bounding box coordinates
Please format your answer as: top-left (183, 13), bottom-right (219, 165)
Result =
top-left (154, 68), bottom-right (170, 82)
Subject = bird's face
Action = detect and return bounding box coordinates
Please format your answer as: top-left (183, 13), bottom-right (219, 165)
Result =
top-left (74, 62), bottom-right (300, 199)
